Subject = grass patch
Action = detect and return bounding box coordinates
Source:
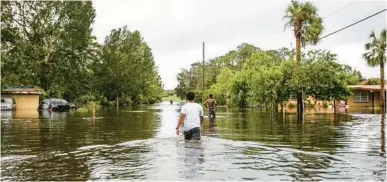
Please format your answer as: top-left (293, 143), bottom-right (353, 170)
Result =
top-left (76, 101), bottom-right (102, 112)
top-left (162, 95), bottom-right (183, 102)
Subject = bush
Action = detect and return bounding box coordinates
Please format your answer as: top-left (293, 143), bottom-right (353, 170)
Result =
top-left (74, 93), bottom-right (107, 107)
top-left (323, 101), bottom-right (329, 109)
top-left (306, 100), bottom-right (315, 108)
top-left (288, 102), bottom-right (296, 109)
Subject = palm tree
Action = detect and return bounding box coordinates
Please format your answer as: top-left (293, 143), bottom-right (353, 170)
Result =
top-left (283, 0), bottom-right (324, 121)
top-left (363, 29), bottom-right (386, 112)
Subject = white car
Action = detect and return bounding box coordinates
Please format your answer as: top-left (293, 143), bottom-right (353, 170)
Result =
top-left (1, 97), bottom-right (16, 110)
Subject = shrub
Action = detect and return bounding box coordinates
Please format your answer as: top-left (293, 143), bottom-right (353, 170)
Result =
top-left (322, 101), bottom-right (329, 109)
top-left (288, 102), bottom-right (296, 109)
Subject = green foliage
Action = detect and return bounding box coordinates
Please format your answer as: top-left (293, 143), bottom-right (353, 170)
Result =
top-left (342, 65), bottom-right (363, 85)
top-left (95, 27), bottom-right (163, 105)
top-left (365, 78), bottom-right (381, 85)
top-left (163, 90), bottom-right (175, 97)
top-left (283, 0), bottom-right (324, 46)
top-left (288, 103), bottom-right (296, 109)
top-left (205, 67), bottom-right (235, 106)
top-left (363, 29), bottom-right (386, 109)
top-left (322, 101), bottom-right (328, 109)
top-left (1, 2), bottom-right (163, 106)
top-left (302, 59), bottom-right (352, 101)
top-left (1, 1), bottom-right (97, 101)
top-left (175, 43), bottom-right (358, 109)
top-left (363, 29), bottom-right (386, 67)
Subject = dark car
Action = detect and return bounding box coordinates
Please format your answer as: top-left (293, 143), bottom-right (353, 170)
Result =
top-left (38, 98), bottom-right (77, 112)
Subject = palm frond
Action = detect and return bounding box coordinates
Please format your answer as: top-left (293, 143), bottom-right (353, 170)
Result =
top-left (363, 28), bottom-right (386, 66)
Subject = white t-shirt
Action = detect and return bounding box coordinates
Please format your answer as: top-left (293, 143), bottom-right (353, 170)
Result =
top-left (180, 102), bottom-right (204, 131)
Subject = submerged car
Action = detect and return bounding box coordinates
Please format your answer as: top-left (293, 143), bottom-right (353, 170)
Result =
top-left (1, 97), bottom-right (16, 110)
top-left (38, 98), bottom-right (77, 112)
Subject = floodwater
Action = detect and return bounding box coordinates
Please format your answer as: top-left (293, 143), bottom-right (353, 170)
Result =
top-left (1, 102), bottom-right (386, 181)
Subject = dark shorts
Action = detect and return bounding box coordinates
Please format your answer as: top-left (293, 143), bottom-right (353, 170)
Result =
top-left (184, 127), bottom-right (201, 140)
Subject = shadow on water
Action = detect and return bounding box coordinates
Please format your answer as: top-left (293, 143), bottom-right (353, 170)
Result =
top-left (1, 102), bottom-right (386, 181)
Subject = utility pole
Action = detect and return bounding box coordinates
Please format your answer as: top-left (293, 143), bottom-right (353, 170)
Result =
top-left (202, 42), bottom-right (205, 100)
top-left (202, 42), bottom-right (205, 136)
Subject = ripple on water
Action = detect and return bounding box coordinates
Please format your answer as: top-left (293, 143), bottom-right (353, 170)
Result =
top-left (1, 104), bottom-right (386, 181)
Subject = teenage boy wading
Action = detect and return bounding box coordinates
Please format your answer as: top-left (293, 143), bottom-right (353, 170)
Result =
top-left (175, 92), bottom-right (204, 140)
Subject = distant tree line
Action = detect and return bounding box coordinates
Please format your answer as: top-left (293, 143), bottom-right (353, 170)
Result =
top-left (174, 43), bottom-right (363, 109)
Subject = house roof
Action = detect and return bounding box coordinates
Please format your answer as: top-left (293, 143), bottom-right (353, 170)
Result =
top-left (348, 85), bottom-right (387, 91)
top-left (2, 87), bottom-right (41, 95)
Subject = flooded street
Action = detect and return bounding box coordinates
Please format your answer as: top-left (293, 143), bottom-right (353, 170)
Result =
top-left (1, 102), bottom-right (386, 181)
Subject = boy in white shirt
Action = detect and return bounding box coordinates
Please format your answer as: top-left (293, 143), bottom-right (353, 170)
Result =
top-left (175, 92), bottom-right (204, 140)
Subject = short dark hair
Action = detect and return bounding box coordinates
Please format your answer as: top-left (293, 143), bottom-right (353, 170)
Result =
top-left (209, 94), bottom-right (213, 98)
top-left (186, 92), bottom-right (195, 101)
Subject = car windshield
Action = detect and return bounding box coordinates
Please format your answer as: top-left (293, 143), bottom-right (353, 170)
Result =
top-left (53, 99), bottom-right (62, 105)
top-left (1, 98), bottom-right (13, 104)
top-left (41, 99), bottom-right (50, 104)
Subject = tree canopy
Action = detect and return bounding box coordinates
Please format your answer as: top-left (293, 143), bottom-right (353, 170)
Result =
top-left (1, 1), bottom-right (163, 106)
top-left (175, 43), bottom-right (362, 109)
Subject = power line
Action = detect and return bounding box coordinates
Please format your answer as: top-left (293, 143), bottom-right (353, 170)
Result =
top-left (319, 9), bottom-right (386, 41)
top-left (323, 0), bottom-right (356, 19)
top-left (304, 8), bottom-right (386, 47)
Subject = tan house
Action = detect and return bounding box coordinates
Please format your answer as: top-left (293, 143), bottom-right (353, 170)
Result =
top-left (347, 85), bottom-right (387, 107)
top-left (2, 87), bottom-right (41, 110)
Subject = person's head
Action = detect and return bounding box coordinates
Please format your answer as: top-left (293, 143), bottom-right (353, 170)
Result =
top-left (186, 92), bottom-right (195, 101)
top-left (209, 94), bottom-right (213, 98)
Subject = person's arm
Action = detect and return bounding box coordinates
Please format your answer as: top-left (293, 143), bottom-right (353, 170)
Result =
top-left (176, 113), bottom-right (185, 135)
top-left (204, 99), bottom-right (208, 108)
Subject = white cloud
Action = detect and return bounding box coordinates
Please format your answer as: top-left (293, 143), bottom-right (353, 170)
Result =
top-left (92, 0), bottom-right (386, 89)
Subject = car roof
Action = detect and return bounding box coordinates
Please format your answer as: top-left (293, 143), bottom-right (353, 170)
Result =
top-left (43, 98), bottom-right (69, 102)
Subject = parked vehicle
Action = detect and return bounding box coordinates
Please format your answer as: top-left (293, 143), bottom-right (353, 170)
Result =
top-left (1, 97), bottom-right (16, 110)
top-left (38, 98), bottom-right (77, 112)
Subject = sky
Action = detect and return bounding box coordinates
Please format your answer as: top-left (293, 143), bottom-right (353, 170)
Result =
top-left (92, 0), bottom-right (386, 90)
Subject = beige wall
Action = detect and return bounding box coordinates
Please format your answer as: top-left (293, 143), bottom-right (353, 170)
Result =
top-left (15, 109), bottom-right (39, 119)
top-left (2, 94), bottom-right (40, 110)
top-left (347, 91), bottom-right (381, 107)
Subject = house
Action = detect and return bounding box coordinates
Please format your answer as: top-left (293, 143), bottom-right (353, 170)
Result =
top-left (347, 85), bottom-right (387, 107)
top-left (1, 86), bottom-right (41, 110)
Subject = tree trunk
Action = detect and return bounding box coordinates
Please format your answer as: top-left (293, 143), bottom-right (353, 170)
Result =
top-left (381, 113), bottom-right (385, 154)
top-left (116, 93), bottom-right (119, 110)
top-left (381, 62), bottom-right (385, 113)
top-left (295, 26), bottom-right (303, 122)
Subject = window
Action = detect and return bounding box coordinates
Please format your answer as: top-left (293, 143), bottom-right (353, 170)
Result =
top-left (1, 98), bottom-right (13, 104)
top-left (61, 99), bottom-right (68, 105)
top-left (353, 91), bottom-right (369, 103)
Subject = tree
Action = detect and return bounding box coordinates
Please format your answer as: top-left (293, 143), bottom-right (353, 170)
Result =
top-left (206, 67), bottom-right (235, 106)
top-left (303, 60), bottom-right (351, 104)
top-left (97, 27), bottom-right (163, 105)
top-left (365, 78), bottom-right (381, 85)
top-left (342, 65), bottom-right (363, 85)
top-left (1, 1), bottom-right (97, 101)
top-left (283, 0), bottom-right (324, 120)
top-left (363, 29), bottom-right (386, 111)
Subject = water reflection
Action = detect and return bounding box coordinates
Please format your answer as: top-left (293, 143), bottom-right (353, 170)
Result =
top-left (39, 110), bottom-right (70, 119)
top-left (1, 110), bottom-right (39, 119)
top-left (1, 102), bottom-right (386, 181)
top-left (381, 114), bottom-right (385, 155)
top-left (180, 141), bottom-right (204, 180)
